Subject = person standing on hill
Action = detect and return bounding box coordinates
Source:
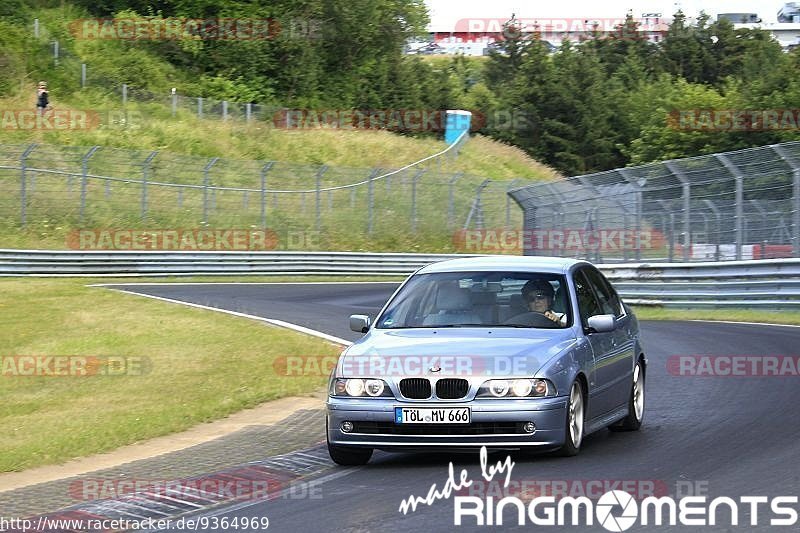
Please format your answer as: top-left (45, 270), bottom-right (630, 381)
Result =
top-left (36, 81), bottom-right (49, 115)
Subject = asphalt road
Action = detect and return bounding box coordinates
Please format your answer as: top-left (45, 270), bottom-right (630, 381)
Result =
top-left (104, 283), bottom-right (800, 533)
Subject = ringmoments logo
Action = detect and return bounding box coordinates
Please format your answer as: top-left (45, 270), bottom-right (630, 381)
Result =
top-left (397, 447), bottom-right (799, 530)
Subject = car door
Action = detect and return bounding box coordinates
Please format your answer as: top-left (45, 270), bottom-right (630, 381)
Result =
top-left (573, 269), bottom-right (616, 419)
top-left (583, 267), bottom-right (636, 413)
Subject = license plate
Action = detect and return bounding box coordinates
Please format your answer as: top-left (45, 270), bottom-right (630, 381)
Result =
top-left (394, 407), bottom-right (471, 424)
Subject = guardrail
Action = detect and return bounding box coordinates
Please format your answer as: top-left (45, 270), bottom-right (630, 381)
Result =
top-left (1, 251), bottom-right (798, 308)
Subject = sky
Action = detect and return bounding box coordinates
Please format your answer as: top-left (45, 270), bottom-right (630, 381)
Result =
top-left (424, 0), bottom-right (786, 27)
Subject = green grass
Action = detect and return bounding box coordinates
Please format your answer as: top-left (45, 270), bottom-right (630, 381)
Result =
top-left (632, 306), bottom-right (800, 326)
top-left (0, 278), bottom-right (341, 472)
top-left (0, 85), bottom-right (558, 252)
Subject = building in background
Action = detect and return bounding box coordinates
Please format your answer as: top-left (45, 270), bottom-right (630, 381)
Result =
top-left (717, 13), bottom-right (761, 23)
top-left (731, 4), bottom-right (800, 51)
top-left (778, 2), bottom-right (800, 22)
top-left (410, 4), bottom-right (800, 56)
top-left (413, 13), bottom-right (670, 56)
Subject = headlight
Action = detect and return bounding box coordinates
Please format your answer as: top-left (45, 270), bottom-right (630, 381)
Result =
top-left (489, 380), bottom-right (509, 397)
top-left (365, 379), bottom-right (385, 397)
top-left (345, 378), bottom-right (365, 396)
top-left (477, 378), bottom-right (554, 398)
top-left (330, 378), bottom-right (393, 398)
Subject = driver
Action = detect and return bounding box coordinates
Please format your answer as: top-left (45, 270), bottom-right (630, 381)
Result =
top-left (522, 279), bottom-right (566, 325)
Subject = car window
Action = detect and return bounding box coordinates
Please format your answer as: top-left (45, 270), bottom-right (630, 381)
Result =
top-left (574, 270), bottom-right (602, 325)
top-left (375, 271), bottom-right (572, 329)
top-left (583, 268), bottom-right (623, 318)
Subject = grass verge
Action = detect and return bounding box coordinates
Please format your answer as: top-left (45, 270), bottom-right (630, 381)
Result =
top-left (0, 278), bottom-right (341, 472)
top-left (632, 306), bottom-right (800, 326)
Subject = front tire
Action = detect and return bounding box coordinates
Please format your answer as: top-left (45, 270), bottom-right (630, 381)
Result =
top-left (610, 359), bottom-right (645, 432)
top-left (326, 421), bottom-right (373, 466)
top-left (557, 381), bottom-right (585, 456)
top-left (327, 441), bottom-right (373, 465)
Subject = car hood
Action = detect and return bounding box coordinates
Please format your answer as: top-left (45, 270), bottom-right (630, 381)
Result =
top-left (339, 328), bottom-right (577, 378)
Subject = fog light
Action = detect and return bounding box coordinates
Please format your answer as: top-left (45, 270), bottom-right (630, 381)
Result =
top-left (523, 421), bottom-right (536, 434)
top-left (341, 421), bottom-right (354, 433)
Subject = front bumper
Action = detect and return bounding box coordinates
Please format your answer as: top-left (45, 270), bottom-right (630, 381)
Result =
top-left (326, 396), bottom-right (568, 451)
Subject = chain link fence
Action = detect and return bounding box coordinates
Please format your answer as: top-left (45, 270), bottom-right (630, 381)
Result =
top-left (510, 142), bottom-right (800, 262)
top-left (0, 133), bottom-right (528, 250)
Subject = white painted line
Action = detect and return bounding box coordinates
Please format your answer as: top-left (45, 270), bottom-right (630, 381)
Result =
top-left (97, 287), bottom-right (353, 346)
top-left (689, 319), bottom-right (800, 329)
top-left (145, 467), bottom-right (363, 532)
top-left (88, 281), bottom-right (401, 287)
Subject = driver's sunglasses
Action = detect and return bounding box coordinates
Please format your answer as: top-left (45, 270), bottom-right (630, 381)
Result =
top-left (527, 291), bottom-right (550, 301)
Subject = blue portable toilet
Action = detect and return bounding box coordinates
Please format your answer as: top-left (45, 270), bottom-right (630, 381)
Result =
top-left (445, 110), bottom-right (472, 145)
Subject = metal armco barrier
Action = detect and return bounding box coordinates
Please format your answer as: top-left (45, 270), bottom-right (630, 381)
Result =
top-left (1, 251), bottom-right (799, 308)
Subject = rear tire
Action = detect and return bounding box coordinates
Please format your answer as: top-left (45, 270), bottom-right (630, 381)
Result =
top-left (557, 380), bottom-right (585, 456)
top-left (609, 359), bottom-right (645, 432)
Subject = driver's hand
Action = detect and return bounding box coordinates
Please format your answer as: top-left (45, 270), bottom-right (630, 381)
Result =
top-left (544, 310), bottom-right (564, 324)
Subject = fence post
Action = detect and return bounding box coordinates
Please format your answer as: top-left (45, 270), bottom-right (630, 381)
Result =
top-left (447, 173), bottom-right (463, 228)
top-left (716, 154), bottom-right (745, 260)
top-left (53, 40), bottom-right (59, 64)
top-left (172, 90), bottom-right (177, 117)
top-left (771, 144), bottom-right (800, 258)
top-left (34, 18), bottom-right (39, 38)
top-left (141, 151), bottom-right (158, 220)
top-left (202, 157), bottom-right (219, 225)
top-left (79, 146), bottom-right (100, 222)
top-left (367, 168), bottom-right (379, 235)
top-left (260, 162), bottom-right (274, 229)
top-left (81, 63), bottom-right (87, 87)
top-left (315, 165), bottom-right (328, 230)
top-left (665, 161), bottom-right (692, 261)
top-left (702, 199), bottom-right (722, 261)
top-left (505, 179), bottom-right (521, 227)
top-left (19, 144), bottom-right (38, 227)
top-left (463, 179), bottom-right (490, 230)
top-left (410, 169), bottom-right (425, 233)
top-left (222, 100), bottom-right (228, 121)
top-left (198, 97), bottom-right (203, 119)
top-left (122, 84), bottom-right (127, 106)
top-left (618, 169), bottom-right (647, 261)
top-left (246, 103), bottom-right (252, 122)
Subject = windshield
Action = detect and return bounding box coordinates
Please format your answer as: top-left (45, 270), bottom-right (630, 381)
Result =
top-left (376, 271), bottom-right (572, 329)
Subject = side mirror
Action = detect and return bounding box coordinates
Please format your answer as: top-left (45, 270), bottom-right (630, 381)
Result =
top-left (349, 314), bottom-right (371, 333)
top-left (586, 314), bottom-right (616, 334)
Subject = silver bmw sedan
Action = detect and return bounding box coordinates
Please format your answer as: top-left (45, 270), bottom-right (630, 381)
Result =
top-left (326, 256), bottom-right (647, 465)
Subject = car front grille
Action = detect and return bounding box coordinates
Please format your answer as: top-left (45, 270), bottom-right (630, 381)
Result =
top-left (435, 378), bottom-right (469, 399)
top-left (399, 378), bottom-right (431, 399)
top-left (350, 421), bottom-right (528, 435)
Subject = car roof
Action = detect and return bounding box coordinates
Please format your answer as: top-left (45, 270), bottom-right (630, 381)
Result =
top-left (417, 255), bottom-right (588, 275)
